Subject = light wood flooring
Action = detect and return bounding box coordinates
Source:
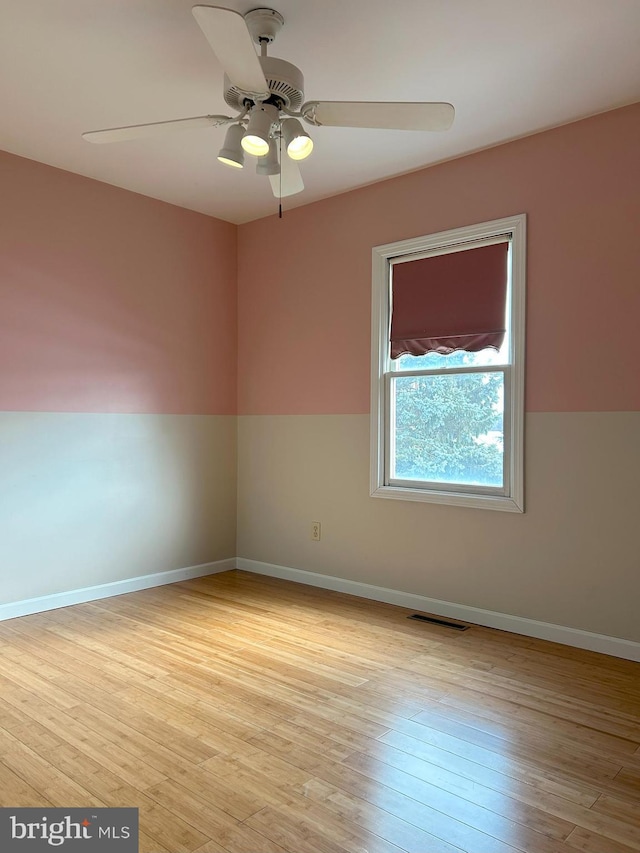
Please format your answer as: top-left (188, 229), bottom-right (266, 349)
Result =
top-left (0, 570), bottom-right (639, 853)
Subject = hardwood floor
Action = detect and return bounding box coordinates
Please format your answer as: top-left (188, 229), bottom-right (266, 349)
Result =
top-left (0, 570), bottom-right (638, 853)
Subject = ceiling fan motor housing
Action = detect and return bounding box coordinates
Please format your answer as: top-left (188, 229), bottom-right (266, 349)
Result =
top-left (223, 56), bottom-right (304, 111)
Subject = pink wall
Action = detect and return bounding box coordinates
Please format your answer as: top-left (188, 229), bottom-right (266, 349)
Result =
top-left (3, 104), bottom-right (638, 418)
top-left (0, 152), bottom-right (237, 415)
top-left (237, 103), bottom-right (640, 415)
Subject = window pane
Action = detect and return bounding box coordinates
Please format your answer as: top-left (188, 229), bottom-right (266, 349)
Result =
top-left (391, 372), bottom-right (504, 487)
top-left (394, 345), bottom-right (507, 371)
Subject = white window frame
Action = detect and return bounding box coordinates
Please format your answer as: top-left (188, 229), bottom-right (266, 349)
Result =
top-left (370, 214), bottom-right (526, 512)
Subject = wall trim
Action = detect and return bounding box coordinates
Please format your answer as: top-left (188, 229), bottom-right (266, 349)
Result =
top-left (3, 555), bottom-right (638, 662)
top-left (0, 559), bottom-right (235, 623)
top-left (235, 558), bottom-right (640, 662)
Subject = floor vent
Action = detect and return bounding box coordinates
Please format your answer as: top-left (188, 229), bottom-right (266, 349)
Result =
top-left (409, 613), bottom-right (469, 631)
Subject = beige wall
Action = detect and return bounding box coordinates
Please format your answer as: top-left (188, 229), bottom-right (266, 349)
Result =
top-left (0, 413), bottom-right (236, 604)
top-left (237, 413), bottom-right (639, 643)
top-left (236, 104), bottom-right (640, 648)
top-left (1, 152), bottom-right (237, 608)
top-left (3, 108), bottom-right (639, 651)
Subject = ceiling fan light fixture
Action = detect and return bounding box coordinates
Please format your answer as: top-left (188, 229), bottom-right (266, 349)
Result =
top-left (242, 104), bottom-right (277, 157)
top-left (256, 137), bottom-right (280, 175)
top-left (217, 123), bottom-right (245, 168)
top-left (82, 5), bottom-right (457, 211)
top-left (282, 118), bottom-right (313, 161)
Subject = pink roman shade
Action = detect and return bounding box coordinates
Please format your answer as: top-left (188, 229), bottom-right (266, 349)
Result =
top-left (390, 242), bottom-right (509, 359)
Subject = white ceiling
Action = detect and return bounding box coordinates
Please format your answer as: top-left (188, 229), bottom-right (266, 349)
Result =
top-left (1, 1), bottom-right (639, 224)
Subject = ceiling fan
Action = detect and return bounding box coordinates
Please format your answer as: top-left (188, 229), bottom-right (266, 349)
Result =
top-left (83, 6), bottom-right (455, 199)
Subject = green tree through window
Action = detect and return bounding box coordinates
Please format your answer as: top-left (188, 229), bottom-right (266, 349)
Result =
top-left (371, 214), bottom-right (526, 511)
top-left (393, 353), bottom-right (504, 486)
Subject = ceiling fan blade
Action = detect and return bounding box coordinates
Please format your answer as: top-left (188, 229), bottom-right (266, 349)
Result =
top-left (192, 5), bottom-right (268, 97)
top-left (269, 156), bottom-right (304, 198)
top-left (82, 115), bottom-right (226, 144)
top-left (304, 101), bottom-right (455, 131)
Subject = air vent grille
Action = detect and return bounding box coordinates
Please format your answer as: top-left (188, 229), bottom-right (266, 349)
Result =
top-left (409, 614), bottom-right (469, 631)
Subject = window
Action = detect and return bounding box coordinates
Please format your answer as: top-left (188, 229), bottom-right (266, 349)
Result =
top-left (370, 215), bottom-right (526, 512)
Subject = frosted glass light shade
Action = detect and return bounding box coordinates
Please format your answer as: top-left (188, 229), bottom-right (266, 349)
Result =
top-left (242, 105), bottom-right (276, 156)
top-left (256, 137), bottom-right (280, 175)
top-left (217, 124), bottom-right (245, 168)
top-left (282, 118), bottom-right (313, 160)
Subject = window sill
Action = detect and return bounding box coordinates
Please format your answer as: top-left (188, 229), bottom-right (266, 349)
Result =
top-left (370, 484), bottom-right (524, 513)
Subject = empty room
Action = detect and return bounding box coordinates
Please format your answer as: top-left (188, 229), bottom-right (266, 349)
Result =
top-left (1, 1), bottom-right (639, 852)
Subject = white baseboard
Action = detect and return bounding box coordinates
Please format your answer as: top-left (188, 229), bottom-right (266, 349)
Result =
top-left (235, 558), bottom-right (640, 663)
top-left (0, 558), bottom-right (235, 623)
top-left (4, 555), bottom-right (639, 662)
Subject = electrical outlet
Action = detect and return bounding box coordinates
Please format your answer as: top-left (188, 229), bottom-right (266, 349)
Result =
top-left (311, 521), bottom-right (321, 541)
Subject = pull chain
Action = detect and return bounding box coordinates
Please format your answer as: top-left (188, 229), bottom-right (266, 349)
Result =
top-left (278, 132), bottom-right (282, 218)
